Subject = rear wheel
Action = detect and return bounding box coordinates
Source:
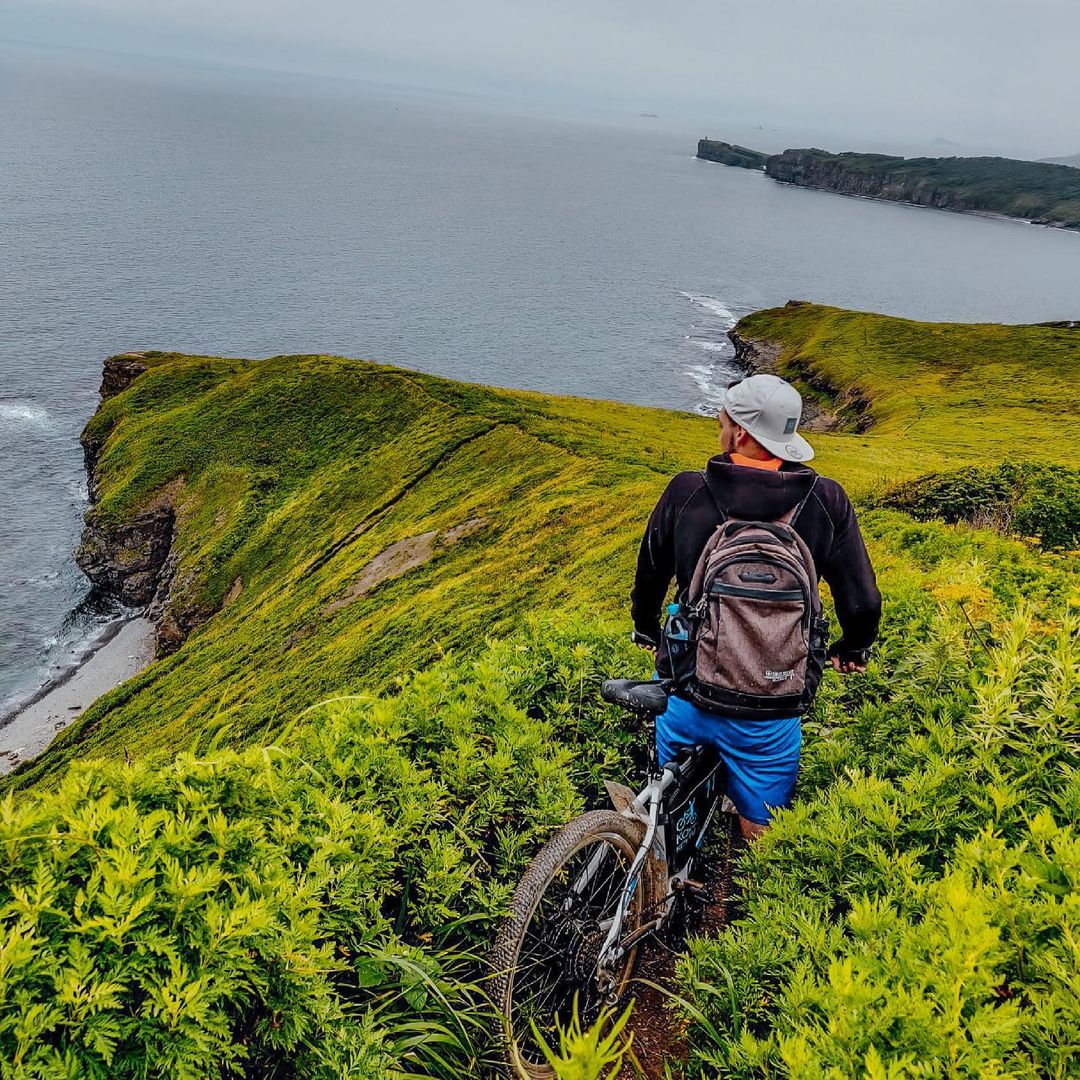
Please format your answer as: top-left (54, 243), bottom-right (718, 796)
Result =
top-left (490, 810), bottom-right (663, 1079)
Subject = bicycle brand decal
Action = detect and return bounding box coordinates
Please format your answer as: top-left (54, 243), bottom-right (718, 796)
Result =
top-left (675, 801), bottom-right (698, 847)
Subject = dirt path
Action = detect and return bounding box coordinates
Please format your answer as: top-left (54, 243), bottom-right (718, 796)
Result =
top-left (620, 818), bottom-right (741, 1079)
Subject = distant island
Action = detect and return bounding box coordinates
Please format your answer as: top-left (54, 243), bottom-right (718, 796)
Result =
top-left (696, 139), bottom-right (1080, 230)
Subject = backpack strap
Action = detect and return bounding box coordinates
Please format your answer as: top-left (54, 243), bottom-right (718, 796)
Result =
top-left (700, 469), bottom-right (727, 519)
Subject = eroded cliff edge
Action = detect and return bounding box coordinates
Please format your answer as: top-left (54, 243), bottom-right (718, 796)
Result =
top-left (75, 354), bottom-right (194, 657)
top-left (728, 302), bottom-right (874, 433)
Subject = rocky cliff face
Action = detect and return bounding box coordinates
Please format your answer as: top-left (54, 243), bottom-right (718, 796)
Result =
top-left (75, 354), bottom-right (187, 656)
top-left (697, 139), bottom-right (768, 170)
top-left (765, 150), bottom-right (965, 211)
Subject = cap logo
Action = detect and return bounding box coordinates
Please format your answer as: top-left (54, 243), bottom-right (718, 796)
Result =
top-left (783, 417), bottom-right (797, 435)
top-left (785, 444), bottom-right (804, 459)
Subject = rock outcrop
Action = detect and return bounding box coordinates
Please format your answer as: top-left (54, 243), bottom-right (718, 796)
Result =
top-left (696, 139), bottom-right (768, 170)
top-left (75, 501), bottom-right (175, 609)
top-left (76, 353), bottom-right (185, 656)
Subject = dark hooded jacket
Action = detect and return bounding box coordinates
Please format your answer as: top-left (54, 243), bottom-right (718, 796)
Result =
top-left (631, 455), bottom-right (881, 664)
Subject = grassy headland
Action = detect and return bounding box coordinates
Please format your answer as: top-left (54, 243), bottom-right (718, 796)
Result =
top-left (9, 305), bottom-right (1077, 786)
top-left (697, 141), bottom-right (1080, 229)
top-left (1, 305), bottom-right (1078, 1076)
top-left (696, 139), bottom-right (768, 169)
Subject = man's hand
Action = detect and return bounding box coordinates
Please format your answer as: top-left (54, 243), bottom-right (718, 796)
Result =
top-left (828, 642), bottom-right (871, 675)
top-left (830, 655), bottom-right (866, 675)
top-left (630, 630), bottom-right (658, 654)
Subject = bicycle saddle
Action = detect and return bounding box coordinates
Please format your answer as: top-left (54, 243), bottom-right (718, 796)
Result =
top-left (601, 678), bottom-right (670, 716)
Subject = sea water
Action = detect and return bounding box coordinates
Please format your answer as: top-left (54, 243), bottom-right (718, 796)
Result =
top-left (3, 44), bottom-right (1080, 714)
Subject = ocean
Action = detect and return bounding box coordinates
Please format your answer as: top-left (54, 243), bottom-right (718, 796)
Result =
top-left (2, 44), bottom-right (1080, 716)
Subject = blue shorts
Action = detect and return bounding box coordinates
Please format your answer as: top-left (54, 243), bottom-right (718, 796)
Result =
top-left (655, 692), bottom-right (801, 825)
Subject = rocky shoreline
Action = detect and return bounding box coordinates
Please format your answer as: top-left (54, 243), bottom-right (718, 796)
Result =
top-left (0, 618), bottom-right (154, 775)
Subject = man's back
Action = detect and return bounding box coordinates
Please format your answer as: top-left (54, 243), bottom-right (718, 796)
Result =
top-left (631, 455), bottom-right (881, 662)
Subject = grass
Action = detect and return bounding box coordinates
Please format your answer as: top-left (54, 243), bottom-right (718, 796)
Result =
top-left (734, 303), bottom-right (1080, 481)
top-left (8, 304), bottom-right (1078, 789)
top-left (1, 303), bottom-right (1079, 1076)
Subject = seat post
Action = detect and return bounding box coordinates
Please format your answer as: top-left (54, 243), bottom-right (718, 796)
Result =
top-left (646, 718), bottom-right (662, 779)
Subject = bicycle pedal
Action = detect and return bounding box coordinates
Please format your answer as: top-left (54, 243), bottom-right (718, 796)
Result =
top-left (675, 878), bottom-right (709, 900)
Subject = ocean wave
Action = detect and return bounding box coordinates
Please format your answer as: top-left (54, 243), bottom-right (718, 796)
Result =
top-left (687, 362), bottom-right (730, 407)
top-left (688, 339), bottom-right (732, 353)
top-left (678, 291), bottom-right (738, 328)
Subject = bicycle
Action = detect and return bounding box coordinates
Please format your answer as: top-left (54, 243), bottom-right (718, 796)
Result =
top-left (490, 677), bottom-right (739, 1078)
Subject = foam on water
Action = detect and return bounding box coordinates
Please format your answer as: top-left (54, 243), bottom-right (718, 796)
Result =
top-left (0, 401), bottom-right (51, 428)
top-left (678, 290), bottom-right (746, 413)
top-left (679, 291), bottom-right (738, 327)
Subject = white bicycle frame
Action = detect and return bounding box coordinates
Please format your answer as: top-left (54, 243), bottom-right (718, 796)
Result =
top-left (593, 766), bottom-right (677, 973)
top-left (574, 758), bottom-right (726, 983)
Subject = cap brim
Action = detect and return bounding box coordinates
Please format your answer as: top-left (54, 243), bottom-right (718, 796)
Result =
top-left (755, 430), bottom-right (815, 463)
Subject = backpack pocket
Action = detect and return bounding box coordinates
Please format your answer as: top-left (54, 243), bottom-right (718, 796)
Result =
top-left (697, 589), bottom-right (809, 697)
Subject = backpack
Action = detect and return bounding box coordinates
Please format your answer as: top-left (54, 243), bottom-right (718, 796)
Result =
top-left (664, 473), bottom-right (830, 720)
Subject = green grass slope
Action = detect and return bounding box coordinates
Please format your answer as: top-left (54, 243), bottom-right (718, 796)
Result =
top-left (11, 304), bottom-right (1079, 789)
top-left (733, 302), bottom-right (1080, 479)
top-left (10, 355), bottom-right (712, 786)
top-left (1, 304), bottom-right (1079, 1077)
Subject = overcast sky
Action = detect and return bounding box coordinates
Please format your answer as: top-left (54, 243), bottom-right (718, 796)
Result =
top-left (6, 0), bottom-right (1079, 158)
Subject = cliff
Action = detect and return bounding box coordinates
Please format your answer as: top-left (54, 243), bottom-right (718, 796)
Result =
top-left (696, 139), bottom-right (768, 169)
top-left (763, 148), bottom-right (1080, 229)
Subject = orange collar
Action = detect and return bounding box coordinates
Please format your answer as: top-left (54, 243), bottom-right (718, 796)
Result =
top-left (730, 452), bottom-right (783, 472)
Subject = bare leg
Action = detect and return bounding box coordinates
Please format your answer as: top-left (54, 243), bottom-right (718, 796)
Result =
top-left (739, 816), bottom-right (767, 842)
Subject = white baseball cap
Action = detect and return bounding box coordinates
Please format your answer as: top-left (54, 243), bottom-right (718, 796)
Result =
top-left (722, 374), bottom-right (815, 462)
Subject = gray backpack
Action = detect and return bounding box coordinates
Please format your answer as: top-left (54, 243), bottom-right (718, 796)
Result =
top-left (668, 477), bottom-right (829, 720)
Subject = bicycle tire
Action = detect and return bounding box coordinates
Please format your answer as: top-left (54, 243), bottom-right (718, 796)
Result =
top-left (490, 810), bottom-right (664, 1079)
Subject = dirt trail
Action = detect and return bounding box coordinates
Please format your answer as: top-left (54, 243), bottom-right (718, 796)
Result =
top-left (620, 819), bottom-right (741, 1079)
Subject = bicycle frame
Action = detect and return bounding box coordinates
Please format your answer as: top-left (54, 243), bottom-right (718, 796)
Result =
top-left (591, 726), bottom-right (726, 986)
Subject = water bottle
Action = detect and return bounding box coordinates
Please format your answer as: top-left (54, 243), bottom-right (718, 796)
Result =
top-left (664, 602), bottom-right (694, 684)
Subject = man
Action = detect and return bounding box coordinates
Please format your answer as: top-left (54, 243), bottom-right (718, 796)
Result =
top-left (630, 373), bottom-right (881, 839)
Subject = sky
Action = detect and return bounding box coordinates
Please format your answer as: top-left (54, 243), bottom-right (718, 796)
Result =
top-left (5, 0), bottom-right (1080, 158)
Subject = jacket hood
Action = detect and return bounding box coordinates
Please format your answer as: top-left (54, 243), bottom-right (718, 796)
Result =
top-left (703, 455), bottom-right (817, 520)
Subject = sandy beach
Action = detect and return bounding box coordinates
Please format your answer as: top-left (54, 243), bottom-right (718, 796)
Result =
top-left (0, 618), bottom-right (155, 776)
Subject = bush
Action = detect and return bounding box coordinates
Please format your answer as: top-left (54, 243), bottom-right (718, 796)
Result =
top-left (0, 617), bottom-right (646, 1079)
top-left (876, 462), bottom-right (1080, 550)
top-left (677, 523), bottom-right (1080, 1078)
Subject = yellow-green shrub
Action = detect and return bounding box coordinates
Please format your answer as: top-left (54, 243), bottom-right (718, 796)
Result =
top-left (0, 618), bottom-right (644, 1078)
top-left (678, 518), bottom-right (1080, 1078)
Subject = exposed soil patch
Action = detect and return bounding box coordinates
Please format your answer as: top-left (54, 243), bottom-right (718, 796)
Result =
top-left (324, 531), bottom-right (439, 616)
top-left (322, 516), bottom-right (488, 617)
top-left (223, 576), bottom-right (244, 606)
